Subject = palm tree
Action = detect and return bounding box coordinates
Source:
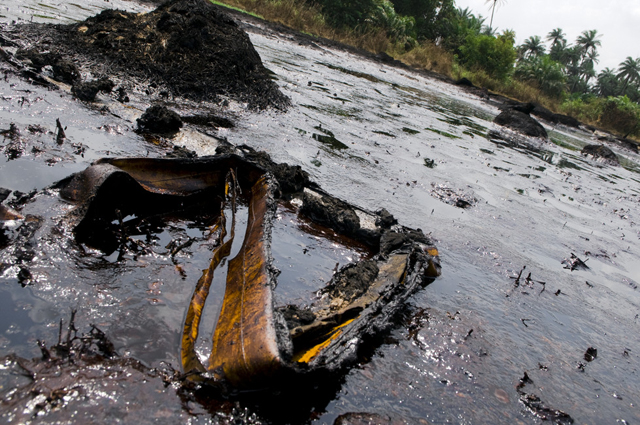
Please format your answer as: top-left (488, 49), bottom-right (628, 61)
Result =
top-left (482, 26), bottom-right (497, 37)
top-left (501, 29), bottom-right (516, 43)
top-left (595, 68), bottom-right (621, 97)
top-left (564, 46), bottom-right (586, 93)
top-left (546, 28), bottom-right (566, 48)
top-left (515, 55), bottom-right (566, 98)
top-left (580, 60), bottom-right (596, 85)
top-left (576, 29), bottom-right (602, 60)
top-left (485, 0), bottom-right (507, 30)
top-left (617, 56), bottom-right (640, 94)
top-left (549, 38), bottom-right (569, 65)
top-left (519, 35), bottom-right (546, 59)
top-left (456, 6), bottom-right (472, 21)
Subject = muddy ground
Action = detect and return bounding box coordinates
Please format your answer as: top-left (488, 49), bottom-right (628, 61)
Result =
top-left (1, 1), bottom-right (640, 424)
top-left (1, 0), bottom-right (288, 110)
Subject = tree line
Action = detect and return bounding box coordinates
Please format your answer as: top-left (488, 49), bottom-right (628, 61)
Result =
top-left (311, 0), bottom-right (640, 137)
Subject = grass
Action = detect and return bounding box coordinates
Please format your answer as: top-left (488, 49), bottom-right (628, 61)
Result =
top-left (211, 0), bottom-right (409, 54)
top-left (396, 41), bottom-right (453, 77)
top-left (210, 0), bottom-right (264, 18)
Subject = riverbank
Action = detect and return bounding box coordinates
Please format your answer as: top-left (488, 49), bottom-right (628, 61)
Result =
top-left (216, 1), bottom-right (640, 152)
top-left (212, 0), bottom-right (639, 144)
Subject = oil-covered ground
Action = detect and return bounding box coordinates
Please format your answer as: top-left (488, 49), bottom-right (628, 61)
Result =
top-left (1, 0), bottom-right (640, 424)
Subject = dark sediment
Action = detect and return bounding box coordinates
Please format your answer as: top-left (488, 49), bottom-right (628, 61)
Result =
top-left (334, 412), bottom-right (427, 424)
top-left (322, 259), bottom-right (380, 303)
top-left (6, 0), bottom-right (289, 110)
top-left (15, 50), bottom-right (80, 84)
top-left (71, 77), bottom-right (115, 102)
top-left (278, 305), bottom-right (316, 329)
top-left (217, 144), bottom-right (312, 195)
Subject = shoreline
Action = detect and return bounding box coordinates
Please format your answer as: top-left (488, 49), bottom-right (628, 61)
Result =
top-left (216, 3), bottom-right (639, 152)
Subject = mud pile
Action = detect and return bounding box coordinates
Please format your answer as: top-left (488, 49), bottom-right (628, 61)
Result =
top-left (8, 0), bottom-right (289, 109)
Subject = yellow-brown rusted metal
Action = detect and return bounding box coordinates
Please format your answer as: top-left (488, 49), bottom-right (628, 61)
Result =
top-left (291, 253), bottom-right (408, 364)
top-left (60, 155), bottom-right (441, 388)
top-left (181, 170), bottom-right (239, 376)
top-left (0, 205), bottom-right (23, 221)
top-left (208, 175), bottom-right (282, 386)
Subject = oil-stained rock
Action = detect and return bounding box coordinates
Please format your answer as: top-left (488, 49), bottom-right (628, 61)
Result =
top-left (71, 77), bottom-right (115, 102)
top-left (494, 109), bottom-right (548, 139)
top-left (301, 190), bottom-right (361, 237)
top-left (375, 208), bottom-right (397, 228)
top-left (137, 105), bottom-right (183, 134)
top-left (379, 229), bottom-right (431, 256)
top-left (584, 347), bottom-right (597, 362)
top-left (581, 144), bottom-right (619, 166)
top-left (236, 146), bottom-right (311, 195)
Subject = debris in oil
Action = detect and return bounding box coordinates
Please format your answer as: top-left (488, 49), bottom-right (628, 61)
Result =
top-left (50, 150), bottom-right (441, 391)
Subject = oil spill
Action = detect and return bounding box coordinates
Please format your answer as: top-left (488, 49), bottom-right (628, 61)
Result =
top-left (401, 127), bottom-right (420, 135)
top-left (437, 115), bottom-right (488, 137)
top-left (271, 203), bottom-right (371, 305)
top-left (425, 127), bottom-right (461, 139)
top-left (318, 62), bottom-right (384, 84)
top-left (372, 130), bottom-right (396, 138)
top-left (312, 132), bottom-right (349, 150)
top-left (2, 0), bottom-right (640, 423)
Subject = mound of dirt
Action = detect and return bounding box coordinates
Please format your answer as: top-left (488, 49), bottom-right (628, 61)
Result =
top-left (12, 0), bottom-right (289, 110)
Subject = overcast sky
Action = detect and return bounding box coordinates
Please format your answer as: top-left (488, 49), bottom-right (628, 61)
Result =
top-left (454, 0), bottom-right (640, 72)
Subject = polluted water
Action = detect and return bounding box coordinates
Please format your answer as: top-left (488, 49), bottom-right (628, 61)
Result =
top-left (1, 0), bottom-right (640, 424)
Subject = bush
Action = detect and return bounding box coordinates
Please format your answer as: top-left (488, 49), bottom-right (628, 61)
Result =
top-left (457, 33), bottom-right (516, 80)
top-left (319, 0), bottom-right (378, 28)
top-left (367, 0), bottom-right (415, 41)
top-left (515, 56), bottom-right (566, 98)
top-left (599, 96), bottom-right (640, 137)
top-left (559, 97), bottom-right (600, 123)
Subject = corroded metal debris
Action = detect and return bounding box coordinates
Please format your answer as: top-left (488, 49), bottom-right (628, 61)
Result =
top-left (57, 151), bottom-right (441, 390)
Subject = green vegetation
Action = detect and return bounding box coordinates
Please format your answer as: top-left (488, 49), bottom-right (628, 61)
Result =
top-left (458, 32), bottom-right (516, 80)
top-left (210, 0), bottom-right (263, 18)
top-left (210, 0), bottom-right (640, 139)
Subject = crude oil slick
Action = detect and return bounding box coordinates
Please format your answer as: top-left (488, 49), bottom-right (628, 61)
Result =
top-left (1, 0), bottom-right (640, 424)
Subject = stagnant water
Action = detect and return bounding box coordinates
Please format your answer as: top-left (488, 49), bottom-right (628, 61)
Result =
top-left (1, 1), bottom-right (640, 424)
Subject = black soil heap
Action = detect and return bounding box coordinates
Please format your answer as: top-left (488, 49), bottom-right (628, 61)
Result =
top-left (18, 0), bottom-right (289, 110)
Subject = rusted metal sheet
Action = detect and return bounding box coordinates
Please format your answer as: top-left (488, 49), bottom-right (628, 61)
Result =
top-left (208, 175), bottom-right (282, 387)
top-left (181, 213), bottom-right (231, 375)
top-left (59, 153), bottom-right (441, 391)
